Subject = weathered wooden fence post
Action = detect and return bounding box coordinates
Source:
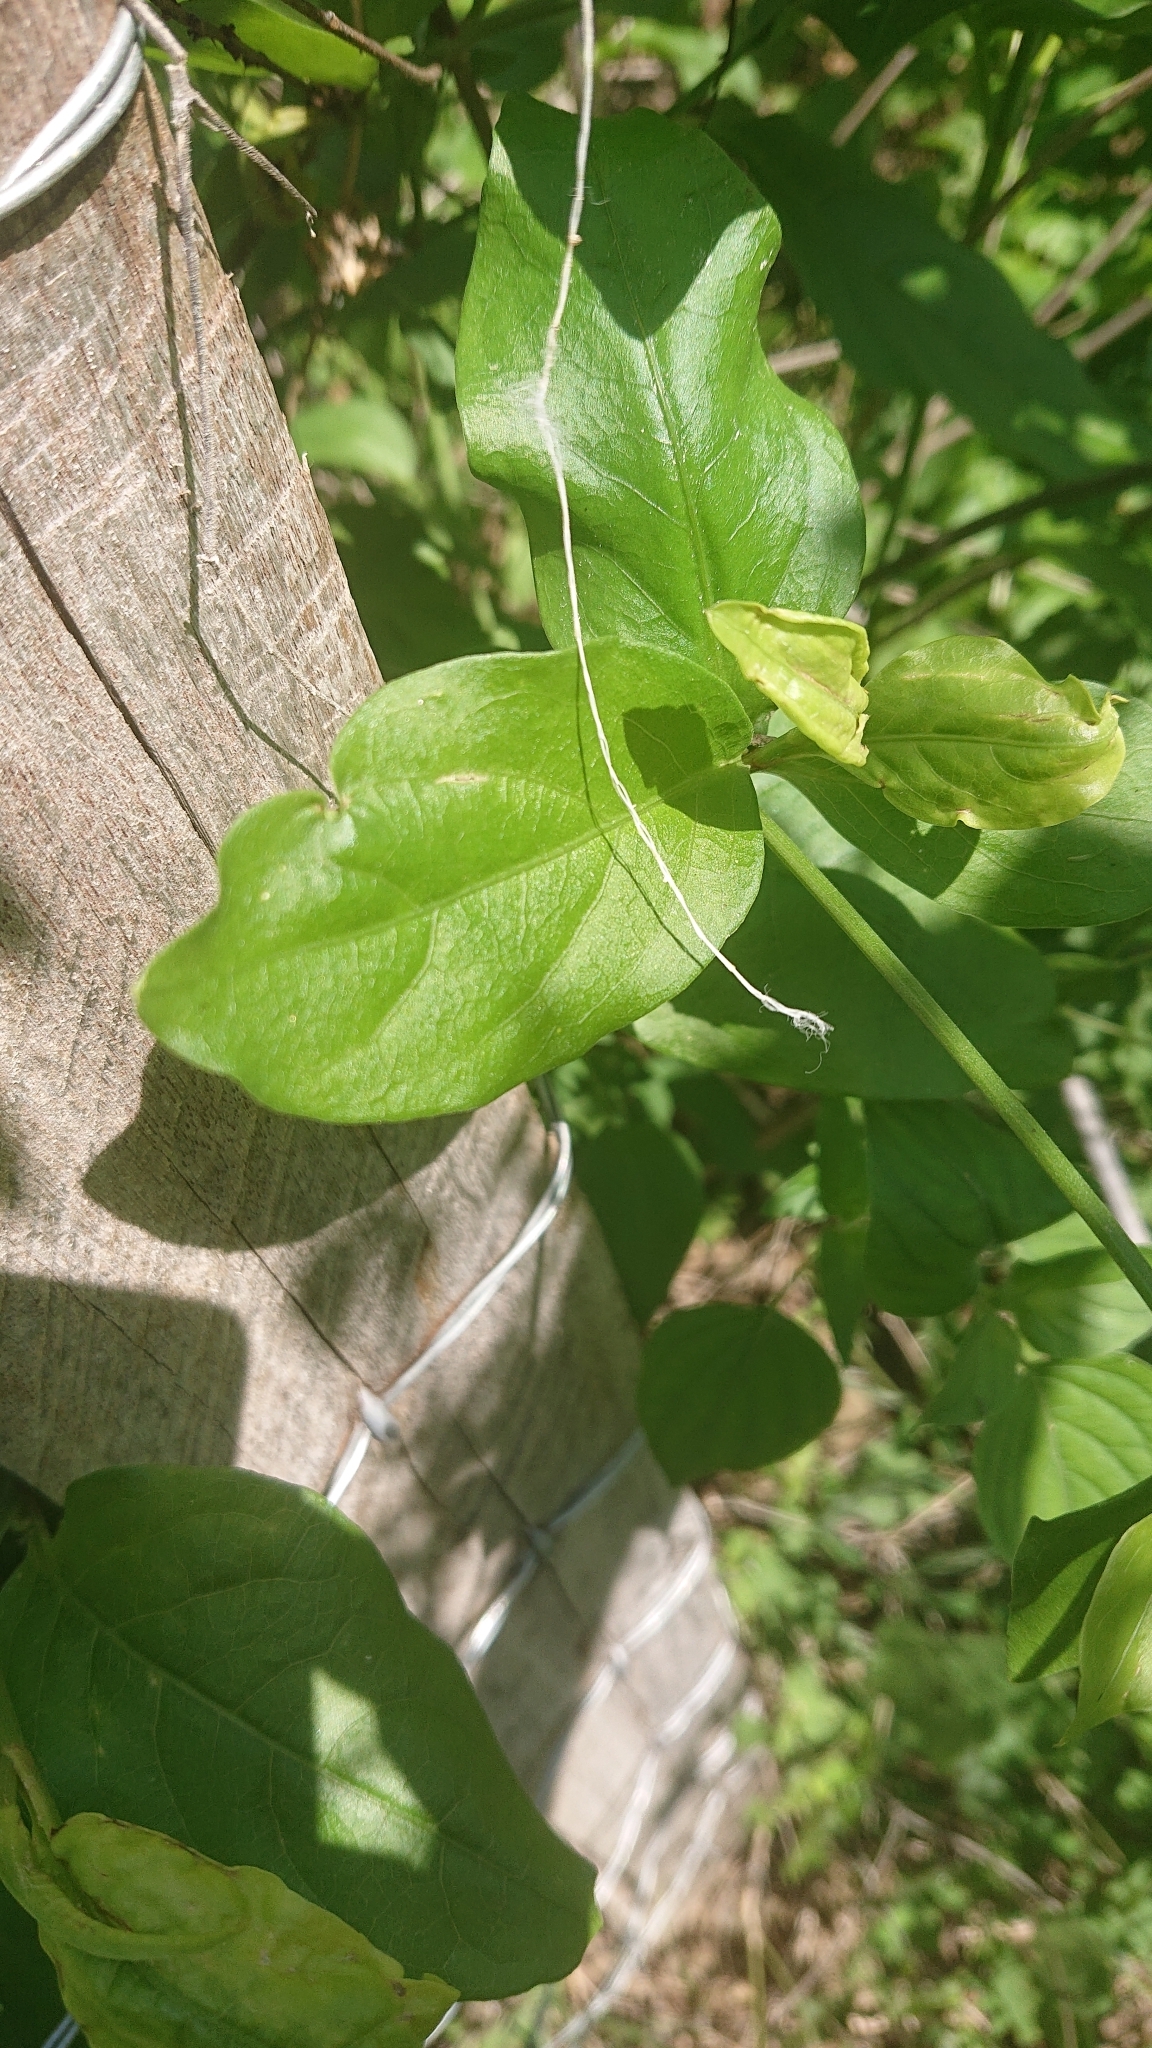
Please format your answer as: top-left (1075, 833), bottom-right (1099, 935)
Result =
top-left (0, 0), bottom-right (746, 1976)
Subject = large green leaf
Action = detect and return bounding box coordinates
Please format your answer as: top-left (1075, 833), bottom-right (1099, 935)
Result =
top-left (136, 643), bottom-right (763, 1122)
top-left (997, 1246), bottom-right (1152, 1359)
top-left (574, 1121), bottom-right (704, 1326)
top-left (973, 1354), bottom-right (1152, 1558)
top-left (456, 99), bottom-right (864, 685)
top-left (634, 790), bottom-right (1071, 1098)
top-left (1066, 1513), bottom-right (1152, 1739)
top-left (177, 0), bottom-right (378, 85)
top-left (751, 699), bottom-right (1152, 929)
top-left (764, 638), bottom-right (1124, 833)
top-left (638, 1304), bottom-right (841, 1484)
top-left (0, 1468), bottom-right (596, 1999)
top-left (718, 111), bottom-right (1152, 481)
top-left (1010, 1471), bottom-right (1152, 1680)
top-left (863, 1101), bottom-right (1070, 1317)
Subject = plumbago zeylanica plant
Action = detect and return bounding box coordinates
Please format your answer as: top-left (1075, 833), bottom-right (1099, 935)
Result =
top-left (11, 74), bottom-right (1152, 2045)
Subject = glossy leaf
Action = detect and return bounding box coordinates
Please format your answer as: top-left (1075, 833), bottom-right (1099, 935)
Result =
top-left (997, 1247), bottom-right (1152, 1360)
top-left (0, 1790), bottom-right (455, 2048)
top-left (1010, 1471), bottom-right (1152, 1680)
top-left (574, 1121), bottom-right (704, 1326)
top-left (925, 1312), bottom-right (1022, 1430)
top-left (720, 110), bottom-right (1152, 482)
top-left (974, 1354), bottom-right (1152, 1558)
top-left (635, 793), bottom-right (1072, 1099)
top-left (292, 398), bottom-right (419, 489)
top-left (0, 1467), bottom-right (597, 1998)
top-left (749, 698), bottom-right (1152, 929)
top-left (1066, 1514), bottom-right (1152, 1739)
top-left (178, 0), bottom-right (378, 86)
top-left (136, 642), bottom-right (763, 1122)
top-left (763, 639), bottom-right (1125, 832)
top-left (706, 603), bottom-right (869, 766)
top-left (864, 1101), bottom-right (1070, 1318)
top-left (457, 98), bottom-right (864, 688)
top-left (638, 1304), bottom-right (841, 1485)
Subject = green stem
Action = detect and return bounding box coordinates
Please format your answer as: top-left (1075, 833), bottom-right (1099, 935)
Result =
top-left (759, 812), bottom-right (1152, 1312)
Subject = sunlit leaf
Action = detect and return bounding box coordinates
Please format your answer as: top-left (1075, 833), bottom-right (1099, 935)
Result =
top-left (997, 1246), bottom-right (1152, 1359)
top-left (176, 0), bottom-right (377, 86)
top-left (638, 1304), bottom-right (840, 1485)
top-left (136, 643), bottom-right (762, 1122)
top-left (457, 99), bottom-right (864, 690)
top-left (0, 1468), bottom-right (597, 1998)
top-left (1066, 1513), bottom-right (1152, 1739)
top-left (974, 1354), bottom-right (1152, 1558)
top-left (706, 603), bottom-right (869, 766)
top-left (292, 398), bottom-right (419, 489)
top-left (1010, 1470), bottom-right (1152, 1680)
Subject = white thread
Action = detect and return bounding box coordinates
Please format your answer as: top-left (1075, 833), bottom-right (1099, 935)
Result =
top-left (530, 0), bottom-right (828, 1043)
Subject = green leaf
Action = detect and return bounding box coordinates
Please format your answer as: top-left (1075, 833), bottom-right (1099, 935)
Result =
top-left (718, 110), bottom-right (1152, 482)
top-left (178, 0), bottom-right (377, 85)
top-left (456, 99), bottom-right (864, 685)
top-left (997, 1247), bottom-right (1152, 1359)
top-left (574, 1121), bottom-right (704, 1326)
top-left (136, 642), bottom-right (763, 1122)
top-left (818, 0), bottom-right (1152, 66)
top-left (638, 1304), bottom-right (840, 1485)
top-left (816, 1097), bottom-right (868, 1223)
top-left (864, 1101), bottom-right (1071, 1318)
top-left (1066, 1513), bottom-right (1152, 1739)
top-left (1010, 1471), bottom-right (1152, 1680)
top-left (925, 1311), bottom-right (1022, 1430)
top-left (974, 1354), bottom-right (1152, 1558)
top-left (0, 1467), bottom-right (597, 1998)
top-left (764, 639), bottom-right (1125, 832)
top-left (635, 797), bottom-right (1072, 1099)
top-left (0, 1791), bottom-right (456, 2048)
top-left (293, 398), bottom-right (419, 489)
top-left (748, 697), bottom-right (1152, 929)
top-left (0, 1877), bottom-right (65, 2046)
top-left (818, 1218), bottom-right (869, 1367)
top-left (333, 502), bottom-right (497, 681)
top-left (706, 603), bottom-right (869, 766)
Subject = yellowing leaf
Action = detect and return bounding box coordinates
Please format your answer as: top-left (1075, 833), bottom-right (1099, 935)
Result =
top-left (0, 1787), bottom-right (456, 2048)
top-left (706, 601), bottom-right (869, 765)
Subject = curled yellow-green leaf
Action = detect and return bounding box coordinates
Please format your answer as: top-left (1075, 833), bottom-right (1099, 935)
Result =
top-left (0, 1759), bottom-right (456, 2048)
top-left (706, 600), bottom-right (870, 766)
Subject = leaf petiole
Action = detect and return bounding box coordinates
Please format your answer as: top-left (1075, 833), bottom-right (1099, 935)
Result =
top-left (760, 810), bottom-right (1152, 1315)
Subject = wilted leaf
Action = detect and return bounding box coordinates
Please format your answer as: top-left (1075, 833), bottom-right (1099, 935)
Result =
top-left (0, 1789), bottom-right (455, 2048)
top-left (864, 1101), bottom-right (1070, 1317)
top-left (706, 603), bottom-right (869, 766)
top-left (638, 1304), bottom-right (840, 1485)
top-left (136, 642), bottom-right (762, 1122)
top-left (974, 1355), bottom-right (1152, 1558)
top-left (457, 99), bottom-right (863, 690)
top-left (1066, 1514), bottom-right (1152, 1739)
top-left (0, 1468), bottom-right (597, 1997)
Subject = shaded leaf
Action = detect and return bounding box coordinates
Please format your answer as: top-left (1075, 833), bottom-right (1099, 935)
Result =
top-left (574, 1121), bottom-right (704, 1326)
top-left (457, 99), bottom-right (864, 687)
top-left (0, 1877), bottom-right (64, 2047)
top-left (864, 1101), bottom-right (1070, 1318)
top-left (1067, 1513), bottom-right (1152, 1739)
top-left (816, 1097), bottom-right (869, 1223)
top-left (818, 1218), bottom-right (869, 1366)
top-left (635, 800), bottom-right (1071, 1099)
top-left (136, 642), bottom-right (762, 1122)
top-left (998, 1246), bottom-right (1152, 1359)
top-left (177, 0), bottom-right (377, 86)
top-left (719, 110), bottom-right (1152, 481)
top-left (707, 602), bottom-right (869, 766)
top-left (0, 1467), bottom-right (597, 1998)
top-left (974, 1354), bottom-right (1152, 1558)
top-left (926, 1311), bottom-right (1022, 1430)
top-left (638, 1304), bottom-right (840, 1484)
top-left (1009, 1470), bottom-right (1152, 1680)
top-left (0, 1789), bottom-right (455, 2048)
top-left (748, 698), bottom-right (1152, 929)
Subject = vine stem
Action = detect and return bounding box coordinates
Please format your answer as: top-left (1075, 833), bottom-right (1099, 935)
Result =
top-left (759, 810), bottom-right (1152, 1313)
